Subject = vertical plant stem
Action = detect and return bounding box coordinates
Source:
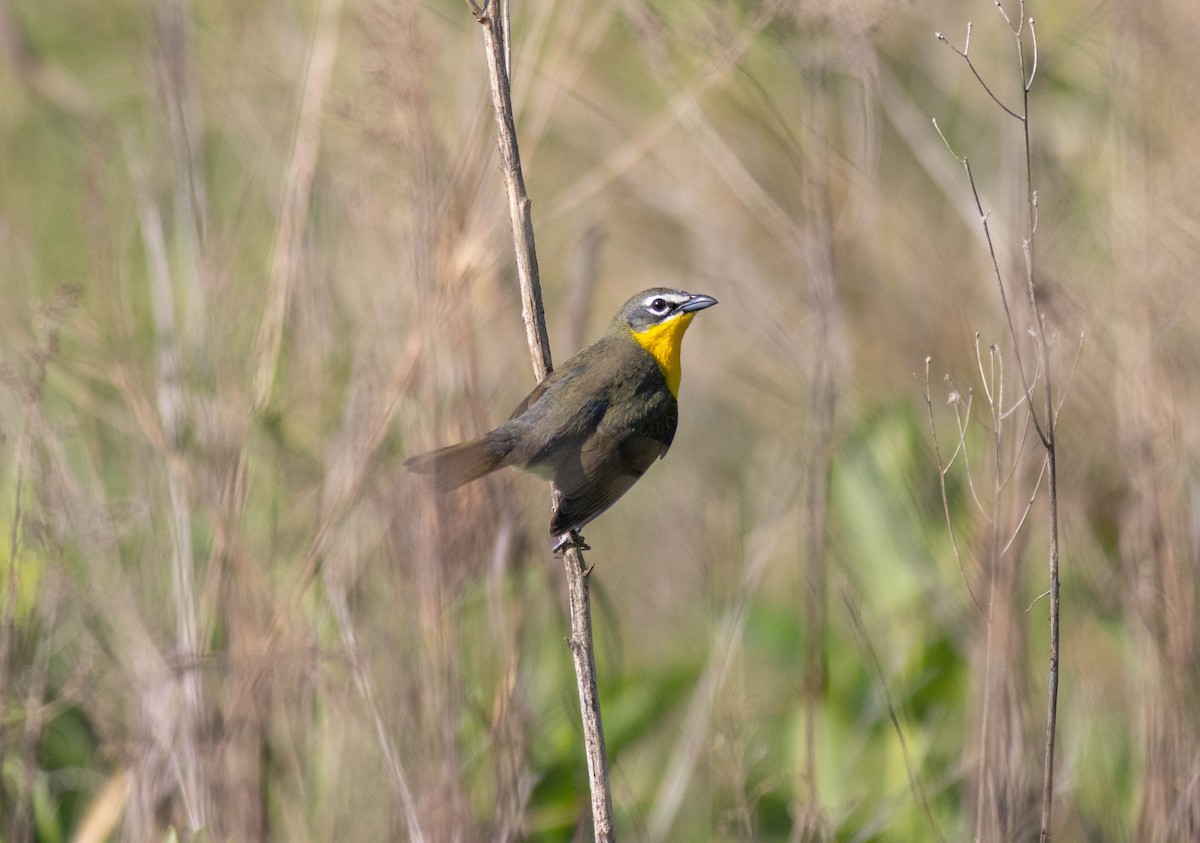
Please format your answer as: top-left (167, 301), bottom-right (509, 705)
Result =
top-left (0, 338), bottom-right (50, 839)
top-left (475, 0), bottom-right (551, 382)
top-left (1038, 439), bottom-right (1059, 842)
top-left (1012, 13), bottom-right (1060, 840)
top-left (127, 142), bottom-right (207, 830)
top-left (252, 0), bottom-right (344, 412)
top-left (562, 545), bottom-right (614, 840)
top-left (469, 0), bottom-right (615, 838)
top-left (796, 81), bottom-right (838, 843)
top-left (940, 8), bottom-right (1061, 836)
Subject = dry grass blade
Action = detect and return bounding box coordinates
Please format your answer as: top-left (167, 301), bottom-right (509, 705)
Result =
top-left (252, 0), bottom-right (345, 412)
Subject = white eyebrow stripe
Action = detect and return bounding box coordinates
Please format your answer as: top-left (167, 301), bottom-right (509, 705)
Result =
top-left (641, 292), bottom-right (689, 309)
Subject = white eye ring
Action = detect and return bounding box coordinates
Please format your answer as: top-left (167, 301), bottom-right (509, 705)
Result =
top-left (648, 297), bottom-right (670, 314)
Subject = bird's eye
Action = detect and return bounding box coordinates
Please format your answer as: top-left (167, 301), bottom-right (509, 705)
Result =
top-left (650, 298), bottom-right (669, 314)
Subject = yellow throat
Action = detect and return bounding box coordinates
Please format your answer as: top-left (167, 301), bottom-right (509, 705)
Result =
top-left (630, 312), bottom-right (696, 397)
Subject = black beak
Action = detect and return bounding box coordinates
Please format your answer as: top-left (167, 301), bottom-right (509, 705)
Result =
top-left (680, 293), bottom-right (718, 313)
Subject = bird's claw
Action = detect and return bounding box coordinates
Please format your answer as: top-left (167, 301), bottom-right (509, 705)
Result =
top-left (552, 530), bottom-right (590, 555)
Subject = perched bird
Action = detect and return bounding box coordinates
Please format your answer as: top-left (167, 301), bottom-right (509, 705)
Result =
top-left (405, 287), bottom-right (717, 539)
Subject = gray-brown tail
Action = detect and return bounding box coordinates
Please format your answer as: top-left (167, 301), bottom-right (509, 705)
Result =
top-left (404, 437), bottom-right (508, 491)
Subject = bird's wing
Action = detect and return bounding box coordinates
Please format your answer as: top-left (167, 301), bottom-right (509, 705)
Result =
top-left (507, 364), bottom-right (581, 420)
top-left (549, 425), bottom-right (663, 535)
top-left (508, 379), bottom-right (549, 421)
top-left (508, 332), bottom-right (626, 421)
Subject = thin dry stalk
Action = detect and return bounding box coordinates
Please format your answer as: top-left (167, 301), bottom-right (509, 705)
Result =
top-left (252, 0), bottom-right (345, 412)
top-left (839, 583), bottom-right (948, 843)
top-left (647, 473), bottom-right (797, 840)
top-left (127, 141), bottom-right (207, 831)
top-left (938, 5), bottom-right (1062, 839)
top-left (317, 336), bottom-right (428, 838)
top-left (0, 387), bottom-right (33, 838)
top-left (471, 0), bottom-right (552, 380)
top-left (977, 342), bottom-right (1029, 842)
top-left (0, 295), bottom-right (71, 840)
top-left (467, 0), bottom-right (614, 838)
top-left (153, 0), bottom-right (209, 349)
top-left (231, 339), bottom-right (421, 712)
top-left (12, 576), bottom-right (60, 842)
top-left (485, 517), bottom-right (536, 841)
top-left (923, 360), bottom-right (983, 614)
top-left (1109, 5), bottom-right (1200, 837)
top-left (325, 580), bottom-right (425, 841)
top-left (792, 75), bottom-right (840, 843)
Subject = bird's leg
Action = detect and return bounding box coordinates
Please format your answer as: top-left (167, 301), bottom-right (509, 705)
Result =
top-left (552, 530), bottom-right (591, 555)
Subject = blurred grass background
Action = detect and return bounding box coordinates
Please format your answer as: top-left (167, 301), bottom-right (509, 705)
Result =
top-left (2, 0), bottom-right (1199, 840)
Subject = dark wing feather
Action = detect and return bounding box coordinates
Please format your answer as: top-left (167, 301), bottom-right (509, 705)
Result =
top-left (549, 427), bottom-right (663, 535)
top-left (508, 365), bottom-right (581, 420)
top-left (508, 379), bottom-right (550, 421)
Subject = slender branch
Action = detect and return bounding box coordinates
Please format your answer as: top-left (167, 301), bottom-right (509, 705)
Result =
top-left (471, 0), bottom-right (552, 380)
top-left (1053, 333), bottom-right (1085, 424)
top-left (932, 117), bottom-right (1045, 444)
top-left (999, 454), bottom-right (1047, 558)
top-left (470, 1), bottom-right (615, 838)
top-left (923, 359), bottom-right (983, 615)
top-left (964, 156), bottom-right (1046, 446)
top-left (973, 333), bottom-right (995, 408)
top-left (936, 26), bottom-right (1023, 121)
top-left (950, 389), bottom-right (990, 520)
top-left (1022, 35), bottom-right (1061, 843)
top-left (938, 5), bottom-right (1062, 838)
top-left (1004, 6), bottom-right (1062, 837)
top-left (997, 396), bottom-right (1036, 489)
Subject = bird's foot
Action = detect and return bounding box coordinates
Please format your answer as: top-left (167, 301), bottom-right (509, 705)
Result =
top-left (552, 530), bottom-right (590, 555)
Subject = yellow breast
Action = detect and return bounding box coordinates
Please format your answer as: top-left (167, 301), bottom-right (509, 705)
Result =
top-left (629, 312), bottom-right (696, 397)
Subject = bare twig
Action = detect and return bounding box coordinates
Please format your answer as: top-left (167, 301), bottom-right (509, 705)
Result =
top-left (967, 157), bottom-right (1042, 445)
top-left (929, 123), bottom-right (1044, 445)
top-left (999, 455), bottom-right (1048, 558)
top-left (1005, 5), bottom-right (1063, 836)
top-left (923, 359), bottom-right (983, 615)
top-left (935, 26), bottom-right (1022, 121)
top-left (936, 4), bottom-right (1063, 838)
top-left (1053, 333), bottom-right (1085, 424)
top-left (951, 386), bottom-right (990, 519)
top-left (469, 0), bottom-right (614, 838)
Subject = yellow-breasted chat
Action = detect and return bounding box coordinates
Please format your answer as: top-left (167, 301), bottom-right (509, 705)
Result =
top-left (405, 288), bottom-right (717, 539)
